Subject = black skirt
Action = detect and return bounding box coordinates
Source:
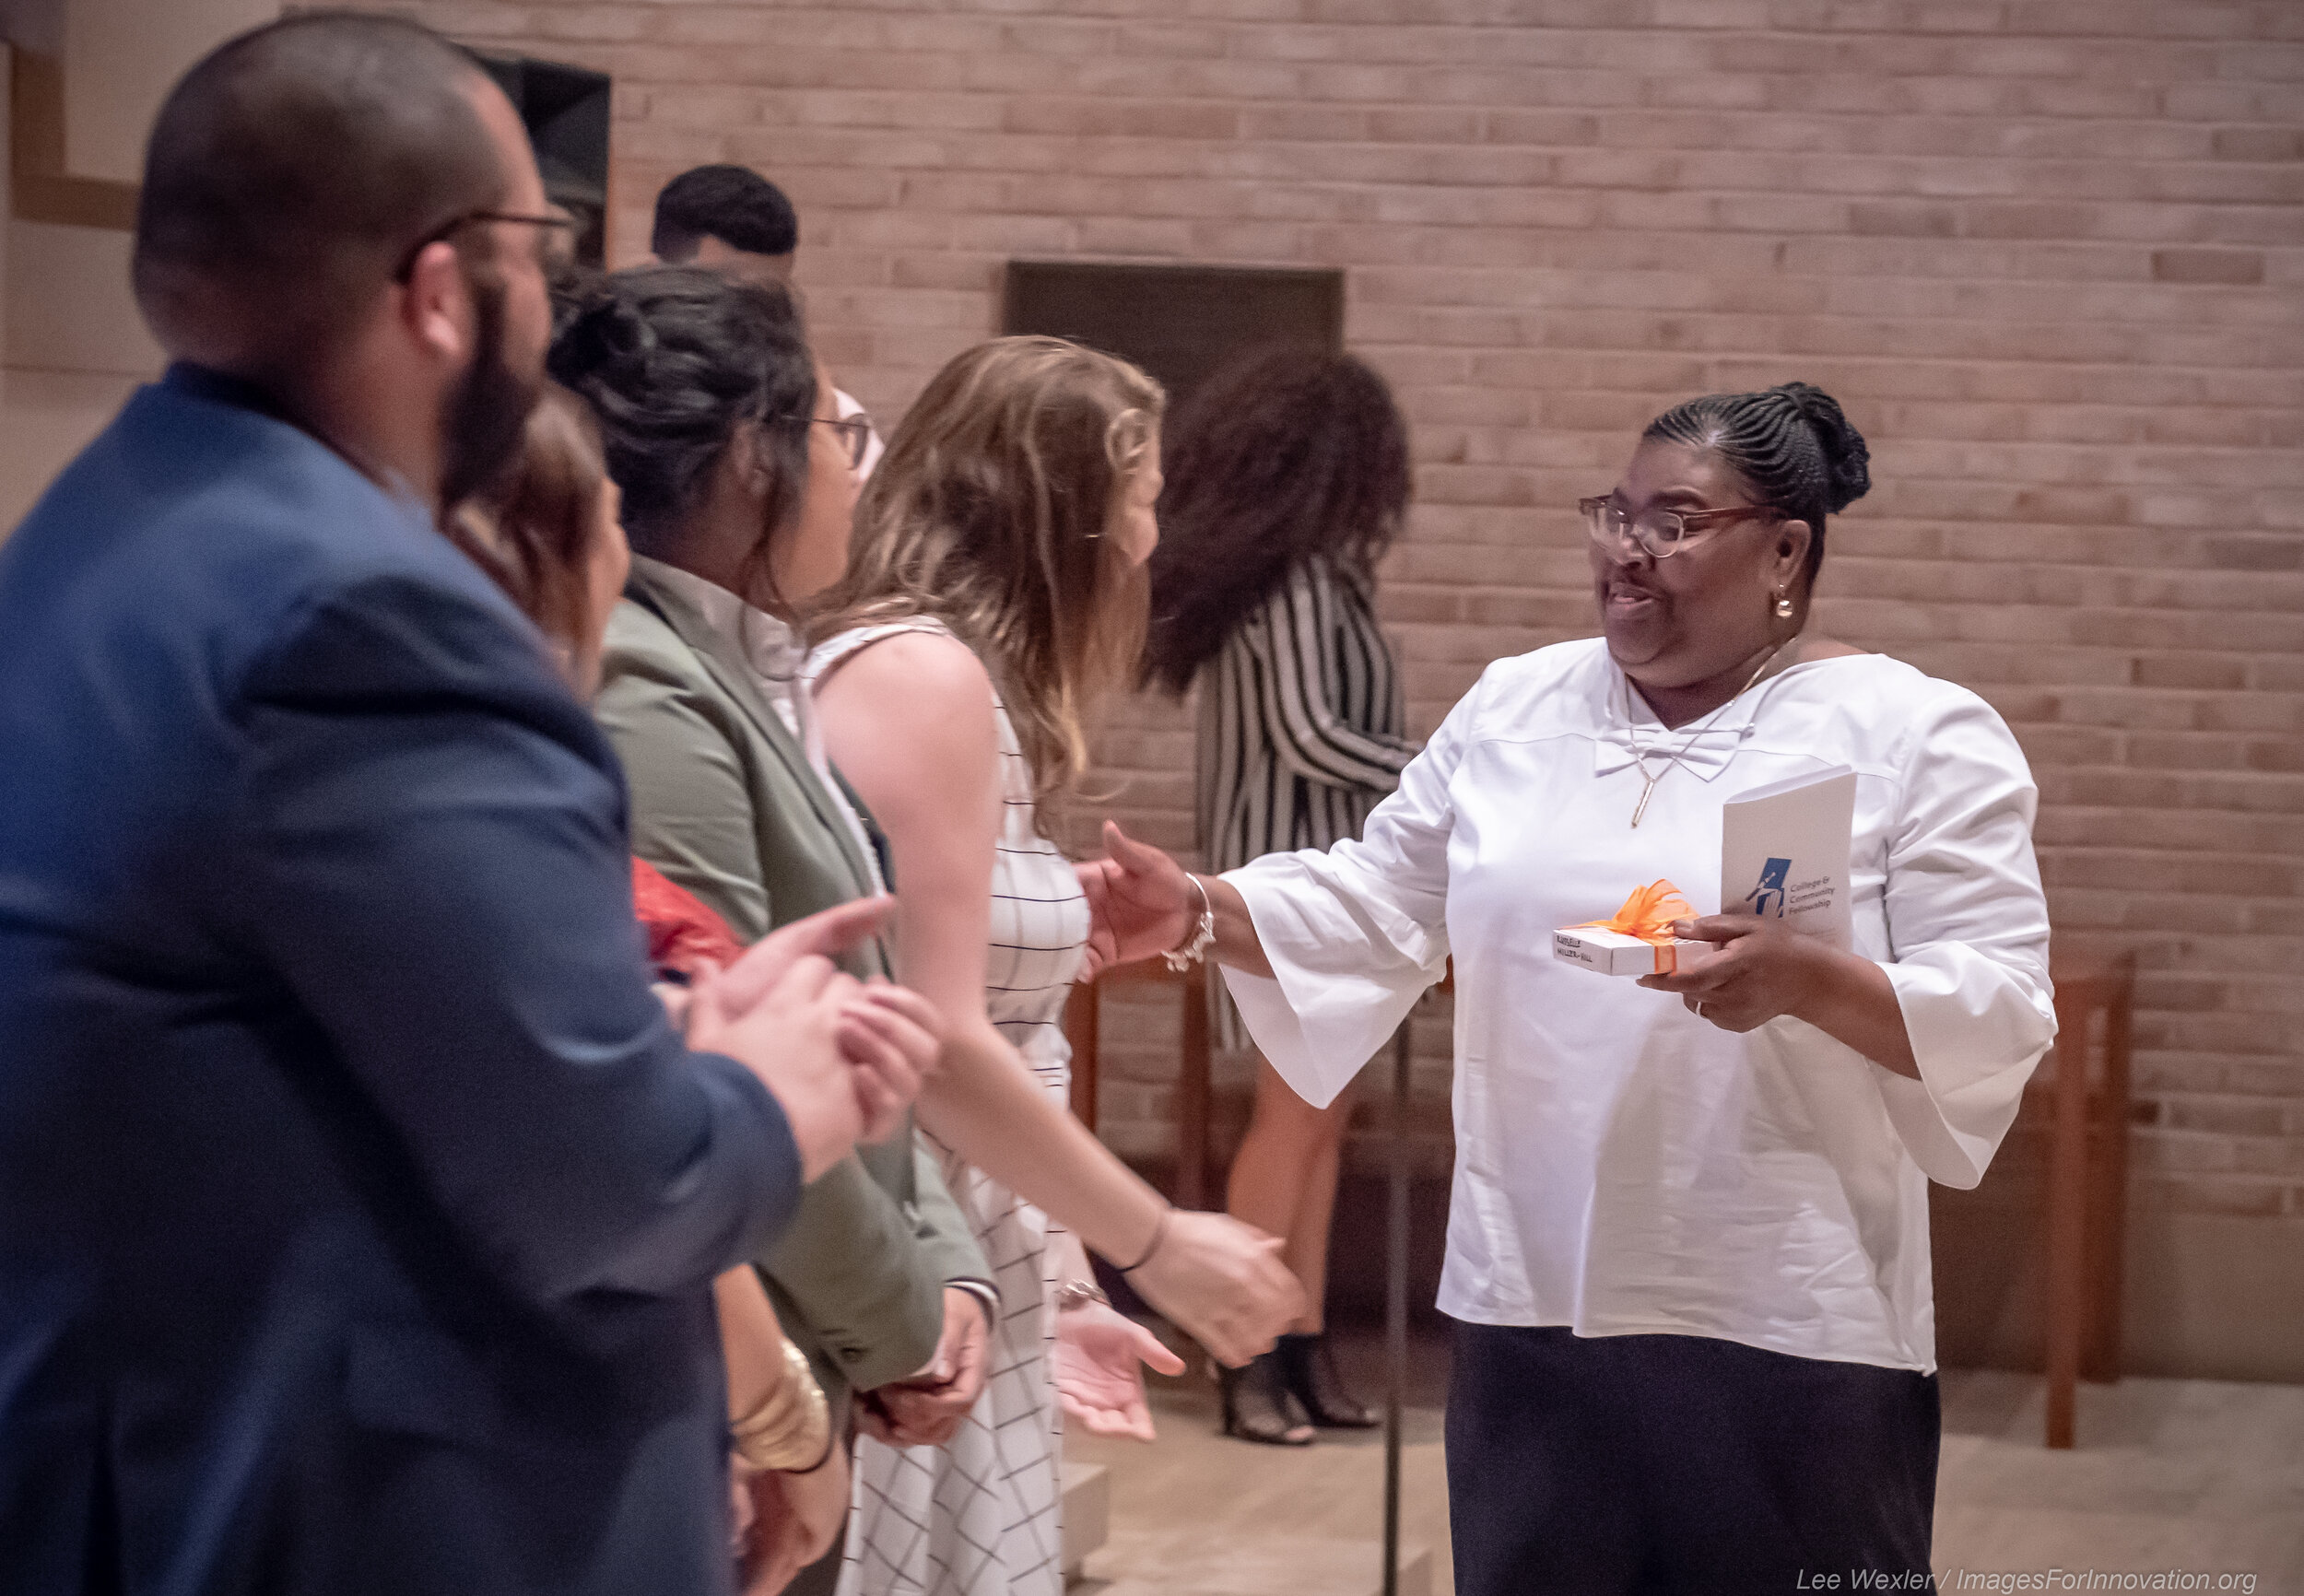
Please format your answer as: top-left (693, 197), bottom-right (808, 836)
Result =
top-left (1445, 1321), bottom-right (1939, 1596)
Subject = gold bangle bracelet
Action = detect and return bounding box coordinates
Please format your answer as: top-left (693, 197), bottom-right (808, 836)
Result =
top-left (731, 1339), bottom-right (831, 1473)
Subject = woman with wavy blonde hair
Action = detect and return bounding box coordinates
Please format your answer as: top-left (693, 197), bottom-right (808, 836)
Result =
top-left (805, 337), bottom-right (1301, 1596)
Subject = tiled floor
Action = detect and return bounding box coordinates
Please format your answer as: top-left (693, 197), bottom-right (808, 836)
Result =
top-left (1934, 1369), bottom-right (2304, 1593)
top-left (1067, 1332), bottom-right (2304, 1596)
top-left (1066, 1380), bottom-right (1451, 1596)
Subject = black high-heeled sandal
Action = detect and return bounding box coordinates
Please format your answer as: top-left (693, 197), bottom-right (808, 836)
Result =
top-left (1277, 1332), bottom-right (1379, 1429)
top-left (1217, 1351), bottom-right (1315, 1446)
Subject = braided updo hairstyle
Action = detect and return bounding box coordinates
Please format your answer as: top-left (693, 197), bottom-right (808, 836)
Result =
top-left (1641, 381), bottom-right (1871, 593)
top-left (547, 265), bottom-right (817, 598)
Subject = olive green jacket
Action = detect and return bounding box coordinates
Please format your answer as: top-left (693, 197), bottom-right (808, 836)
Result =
top-left (595, 557), bottom-right (991, 1407)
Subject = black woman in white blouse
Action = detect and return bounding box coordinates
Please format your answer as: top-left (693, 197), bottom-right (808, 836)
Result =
top-left (1096, 382), bottom-right (2055, 1593)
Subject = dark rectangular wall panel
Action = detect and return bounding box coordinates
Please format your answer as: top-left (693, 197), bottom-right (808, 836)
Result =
top-left (469, 51), bottom-right (611, 268)
top-left (1002, 261), bottom-right (1344, 411)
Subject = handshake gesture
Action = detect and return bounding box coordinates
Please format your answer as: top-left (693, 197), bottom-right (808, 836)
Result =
top-left (683, 897), bottom-right (942, 1181)
top-left (1075, 822), bottom-right (1207, 981)
top-left (1075, 822), bottom-right (1270, 986)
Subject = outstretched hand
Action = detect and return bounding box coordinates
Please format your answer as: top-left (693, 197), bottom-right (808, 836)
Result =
top-left (1074, 822), bottom-right (1195, 980)
top-left (1052, 1301), bottom-right (1187, 1442)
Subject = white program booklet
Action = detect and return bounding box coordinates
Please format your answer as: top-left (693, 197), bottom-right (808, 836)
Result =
top-left (1719, 765), bottom-right (1856, 949)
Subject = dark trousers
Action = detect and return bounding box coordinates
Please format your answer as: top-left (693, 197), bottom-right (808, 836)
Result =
top-left (1445, 1322), bottom-right (1938, 1596)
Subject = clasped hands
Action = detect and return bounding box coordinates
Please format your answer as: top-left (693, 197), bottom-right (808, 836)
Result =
top-left (856, 1285), bottom-right (991, 1449)
top-left (684, 896), bottom-right (944, 1182)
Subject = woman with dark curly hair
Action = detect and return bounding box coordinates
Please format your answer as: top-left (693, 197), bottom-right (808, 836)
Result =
top-left (1143, 347), bottom-right (1418, 1446)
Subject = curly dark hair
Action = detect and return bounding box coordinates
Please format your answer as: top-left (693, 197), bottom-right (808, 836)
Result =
top-left (1641, 381), bottom-right (1871, 593)
top-left (1142, 347), bottom-right (1412, 696)
top-left (547, 265), bottom-right (817, 607)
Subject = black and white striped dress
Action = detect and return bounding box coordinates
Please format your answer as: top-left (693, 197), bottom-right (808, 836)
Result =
top-left (1197, 559), bottom-right (1419, 1049)
top-left (808, 619), bottom-right (1084, 1596)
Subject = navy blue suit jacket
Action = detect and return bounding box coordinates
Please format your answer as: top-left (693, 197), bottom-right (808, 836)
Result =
top-left (0, 369), bottom-right (803, 1595)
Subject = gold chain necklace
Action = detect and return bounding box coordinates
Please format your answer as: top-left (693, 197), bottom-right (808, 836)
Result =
top-left (1624, 636), bottom-right (1800, 828)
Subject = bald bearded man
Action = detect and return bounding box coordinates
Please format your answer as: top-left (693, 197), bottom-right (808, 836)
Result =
top-left (0, 18), bottom-right (933, 1594)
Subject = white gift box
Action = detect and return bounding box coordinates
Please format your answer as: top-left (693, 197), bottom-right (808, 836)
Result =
top-left (1551, 927), bottom-right (1718, 978)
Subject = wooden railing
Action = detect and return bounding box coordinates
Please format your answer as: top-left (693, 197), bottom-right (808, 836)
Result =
top-left (2039, 952), bottom-right (2135, 1449)
top-left (1062, 959), bottom-right (1213, 1208)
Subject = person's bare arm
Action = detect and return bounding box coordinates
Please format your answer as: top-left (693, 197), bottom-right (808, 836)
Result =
top-left (712, 1267), bottom-right (849, 1593)
top-left (817, 635), bottom-right (1167, 1256)
top-left (814, 633), bottom-right (1300, 1366)
top-left (714, 1265), bottom-right (799, 1424)
top-left (1047, 1227), bottom-right (1184, 1443)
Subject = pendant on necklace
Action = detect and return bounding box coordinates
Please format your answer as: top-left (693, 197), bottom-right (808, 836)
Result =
top-left (1630, 772), bottom-right (1658, 828)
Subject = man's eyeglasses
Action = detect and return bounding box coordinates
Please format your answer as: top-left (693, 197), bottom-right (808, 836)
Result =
top-left (785, 415), bottom-right (875, 471)
top-left (1580, 497), bottom-right (1781, 560)
top-left (393, 209), bottom-right (576, 283)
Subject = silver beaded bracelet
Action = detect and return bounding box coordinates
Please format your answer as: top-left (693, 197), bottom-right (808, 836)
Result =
top-left (1163, 873), bottom-right (1217, 972)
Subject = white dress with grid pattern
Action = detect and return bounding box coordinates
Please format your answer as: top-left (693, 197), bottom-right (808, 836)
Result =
top-left (807, 620), bottom-right (1086, 1596)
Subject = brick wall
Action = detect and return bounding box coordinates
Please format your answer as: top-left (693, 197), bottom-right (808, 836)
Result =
top-left (376, 0), bottom-right (2302, 1234)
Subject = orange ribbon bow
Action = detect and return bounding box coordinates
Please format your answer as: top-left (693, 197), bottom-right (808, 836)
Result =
top-left (1577, 880), bottom-right (1697, 946)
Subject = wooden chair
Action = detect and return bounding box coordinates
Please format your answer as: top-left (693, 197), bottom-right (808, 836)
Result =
top-left (1062, 960), bottom-right (1215, 1209)
top-left (2039, 951), bottom-right (2135, 1449)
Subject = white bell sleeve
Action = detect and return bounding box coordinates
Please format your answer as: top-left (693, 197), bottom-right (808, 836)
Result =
top-left (1220, 683), bottom-right (1469, 1109)
top-left (1871, 687), bottom-right (2058, 1189)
